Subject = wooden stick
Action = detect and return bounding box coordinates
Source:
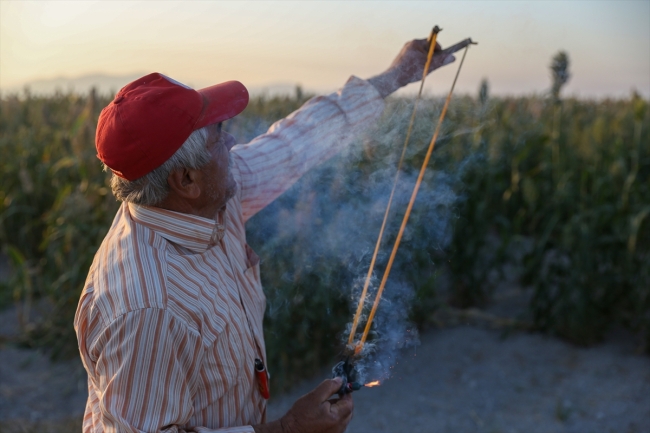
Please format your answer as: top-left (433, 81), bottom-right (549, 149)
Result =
top-left (440, 38), bottom-right (477, 56)
top-left (347, 26), bottom-right (441, 347)
top-left (356, 45), bottom-right (471, 354)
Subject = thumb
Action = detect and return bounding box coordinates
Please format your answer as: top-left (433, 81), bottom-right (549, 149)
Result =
top-left (313, 377), bottom-right (343, 402)
top-left (443, 54), bottom-right (456, 65)
top-left (428, 53), bottom-right (455, 74)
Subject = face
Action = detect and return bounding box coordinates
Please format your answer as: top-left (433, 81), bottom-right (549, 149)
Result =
top-left (200, 122), bottom-right (237, 214)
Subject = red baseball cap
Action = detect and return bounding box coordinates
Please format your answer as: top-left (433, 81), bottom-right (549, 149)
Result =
top-left (96, 72), bottom-right (249, 180)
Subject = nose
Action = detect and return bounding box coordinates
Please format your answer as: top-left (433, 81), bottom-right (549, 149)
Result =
top-left (223, 131), bottom-right (236, 151)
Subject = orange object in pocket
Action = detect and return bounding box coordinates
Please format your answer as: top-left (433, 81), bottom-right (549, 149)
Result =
top-left (255, 358), bottom-right (270, 399)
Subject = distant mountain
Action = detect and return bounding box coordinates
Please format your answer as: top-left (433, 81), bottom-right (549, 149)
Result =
top-left (1, 73), bottom-right (314, 98)
top-left (247, 83), bottom-right (310, 98)
top-left (1, 73), bottom-right (148, 97)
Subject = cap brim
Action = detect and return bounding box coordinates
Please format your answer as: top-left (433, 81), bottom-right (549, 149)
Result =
top-left (195, 80), bottom-right (249, 128)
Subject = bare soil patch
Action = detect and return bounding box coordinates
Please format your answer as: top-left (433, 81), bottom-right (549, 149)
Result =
top-left (267, 327), bottom-right (649, 433)
top-left (1, 297), bottom-right (648, 433)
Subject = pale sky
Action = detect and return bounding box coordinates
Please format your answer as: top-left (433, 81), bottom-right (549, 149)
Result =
top-left (1, 0), bottom-right (649, 98)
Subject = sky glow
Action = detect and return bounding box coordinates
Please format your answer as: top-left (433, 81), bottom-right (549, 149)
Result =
top-left (1, 0), bottom-right (648, 98)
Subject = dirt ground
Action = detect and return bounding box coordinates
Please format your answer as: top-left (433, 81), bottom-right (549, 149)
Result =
top-left (1, 302), bottom-right (648, 433)
top-left (268, 327), bottom-right (650, 433)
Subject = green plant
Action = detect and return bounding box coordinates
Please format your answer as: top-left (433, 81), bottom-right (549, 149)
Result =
top-left (0, 78), bottom-right (648, 400)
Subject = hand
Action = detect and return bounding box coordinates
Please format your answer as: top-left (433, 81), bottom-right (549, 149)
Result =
top-left (281, 377), bottom-right (353, 433)
top-left (254, 377), bottom-right (353, 433)
top-left (367, 37), bottom-right (456, 98)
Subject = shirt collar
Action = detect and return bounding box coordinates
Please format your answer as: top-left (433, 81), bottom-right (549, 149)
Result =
top-left (128, 202), bottom-right (226, 252)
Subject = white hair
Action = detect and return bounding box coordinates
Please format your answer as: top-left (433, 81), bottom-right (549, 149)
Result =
top-left (106, 126), bottom-right (210, 206)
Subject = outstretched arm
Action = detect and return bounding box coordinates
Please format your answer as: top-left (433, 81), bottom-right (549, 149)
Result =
top-left (367, 38), bottom-right (456, 98)
top-left (233, 35), bottom-right (458, 221)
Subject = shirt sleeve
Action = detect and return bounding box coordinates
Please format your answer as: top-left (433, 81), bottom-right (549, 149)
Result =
top-left (90, 308), bottom-right (255, 433)
top-left (231, 76), bottom-right (385, 222)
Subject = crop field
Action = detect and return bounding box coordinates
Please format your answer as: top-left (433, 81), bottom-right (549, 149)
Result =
top-left (0, 82), bottom-right (648, 392)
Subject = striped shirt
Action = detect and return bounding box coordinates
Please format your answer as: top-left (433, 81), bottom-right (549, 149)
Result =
top-left (75, 76), bottom-right (384, 433)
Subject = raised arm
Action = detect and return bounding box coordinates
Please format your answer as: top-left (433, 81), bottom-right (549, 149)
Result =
top-left (231, 76), bottom-right (384, 222)
top-left (230, 35), bottom-right (457, 222)
top-left (231, 35), bottom-right (454, 220)
top-left (367, 38), bottom-right (456, 97)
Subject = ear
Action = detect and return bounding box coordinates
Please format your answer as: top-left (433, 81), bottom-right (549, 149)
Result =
top-left (167, 167), bottom-right (201, 199)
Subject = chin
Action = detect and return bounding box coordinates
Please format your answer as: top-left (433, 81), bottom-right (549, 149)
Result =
top-left (226, 178), bottom-right (238, 200)
top-left (229, 189), bottom-right (237, 200)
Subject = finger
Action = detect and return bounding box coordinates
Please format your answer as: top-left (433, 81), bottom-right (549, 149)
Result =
top-left (336, 406), bottom-right (354, 431)
top-left (424, 40), bottom-right (441, 53)
top-left (428, 53), bottom-right (455, 72)
top-left (423, 40), bottom-right (441, 56)
top-left (443, 54), bottom-right (456, 65)
top-left (412, 38), bottom-right (441, 52)
top-left (341, 400), bottom-right (354, 426)
top-left (330, 392), bottom-right (354, 419)
top-left (312, 378), bottom-right (343, 402)
top-left (408, 38), bottom-right (428, 54)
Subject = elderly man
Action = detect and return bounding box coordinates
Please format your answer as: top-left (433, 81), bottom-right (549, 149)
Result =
top-left (75, 36), bottom-right (455, 433)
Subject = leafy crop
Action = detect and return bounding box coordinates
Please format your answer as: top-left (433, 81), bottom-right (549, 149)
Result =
top-left (1, 82), bottom-right (648, 393)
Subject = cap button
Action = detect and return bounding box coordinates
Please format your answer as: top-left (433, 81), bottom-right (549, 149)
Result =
top-left (114, 95), bottom-right (125, 104)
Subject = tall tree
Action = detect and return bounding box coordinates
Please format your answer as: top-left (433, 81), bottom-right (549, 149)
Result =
top-left (550, 51), bottom-right (570, 103)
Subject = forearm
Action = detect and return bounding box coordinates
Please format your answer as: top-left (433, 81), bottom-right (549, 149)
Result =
top-left (233, 76), bottom-right (385, 221)
top-left (367, 68), bottom-right (403, 98)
